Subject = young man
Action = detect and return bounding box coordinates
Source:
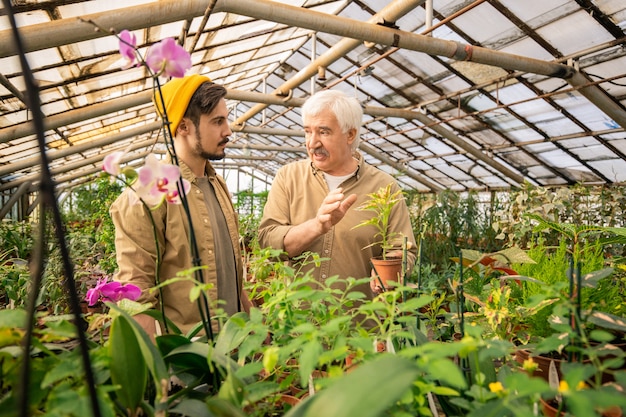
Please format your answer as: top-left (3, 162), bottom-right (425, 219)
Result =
top-left (258, 89), bottom-right (417, 297)
top-left (111, 74), bottom-right (250, 339)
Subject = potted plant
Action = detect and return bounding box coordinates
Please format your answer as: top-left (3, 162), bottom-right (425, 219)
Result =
top-left (353, 183), bottom-right (408, 290)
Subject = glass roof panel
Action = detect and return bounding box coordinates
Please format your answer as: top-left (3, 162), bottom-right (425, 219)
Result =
top-left (1, 0), bottom-right (625, 197)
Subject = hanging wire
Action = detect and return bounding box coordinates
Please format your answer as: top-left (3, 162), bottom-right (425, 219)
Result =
top-left (152, 78), bottom-right (221, 390)
top-left (3, 2), bottom-right (102, 416)
top-left (457, 249), bottom-right (465, 337)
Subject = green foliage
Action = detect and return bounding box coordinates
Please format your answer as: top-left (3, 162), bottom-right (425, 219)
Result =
top-left (513, 238), bottom-right (608, 339)
top-left (493, 183), bottom-right (626, 254)
top-left (353, 183), bottom-right (404, 259)
top-left (0, 220), bottom-right (33, 260)
top-left (234, 188), bottom-right (268, 254)
top-left (0, 257), bottom-right (29, 309)
top-left (63, 177), bottom-right (122, 274)
top-left (0, 309), bottom-right (117, 417)
top-left (407, 189), bottom-right (502, 274)
top-left (284, 355), bottom-right (422, 417)
top-left (109, 312), bottom-right (147, 412)
top-left (0, 177), bottom-right (121, 312)
top-left (7, 181), bottom-right (626, 417)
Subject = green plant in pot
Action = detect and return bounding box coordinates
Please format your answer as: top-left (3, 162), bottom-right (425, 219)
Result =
top-left (449, 246), bottom-right (559, 344)
top-left (352, 183), bottom-right (409, 291)
top-left (508, 259), bottom-right (626, 395)
top-left (532, 288), bottom-right (626, 417)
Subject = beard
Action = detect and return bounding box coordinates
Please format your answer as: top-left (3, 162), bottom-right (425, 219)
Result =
top-left (195, 137), bottom-right (228, 160)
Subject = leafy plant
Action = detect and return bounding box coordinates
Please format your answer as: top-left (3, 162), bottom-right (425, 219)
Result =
top-left (0, 255), bottom-right (29, 309)
top-left (0, 220), bottom-right (33, 261)
top-left (353, 183), bottom-right (405, 260)
top-left (63, 176), bottom-right (123, 274)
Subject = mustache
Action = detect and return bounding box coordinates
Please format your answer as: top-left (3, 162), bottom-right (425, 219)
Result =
top-left (310, 147), bottom-right (328, 156)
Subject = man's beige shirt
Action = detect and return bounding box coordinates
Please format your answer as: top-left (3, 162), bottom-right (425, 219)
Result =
top-left (258, 153), bottom-right (417, 298)
top-left (110, 158), bottom-right (243, 335)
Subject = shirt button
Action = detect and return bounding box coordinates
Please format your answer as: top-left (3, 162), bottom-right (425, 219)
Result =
top-left (321, 274), bottom-right (327, 279)
top-left (196, 189), bottom-right (201, 194)
top-left (209, 250), bottom-right (213, 255)
top-left (324, 250), bottom-right (329, 254)
top-left (204, 218), bottom-right (209, 223)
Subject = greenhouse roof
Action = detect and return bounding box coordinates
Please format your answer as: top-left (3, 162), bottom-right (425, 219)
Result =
top-left (1, 0), bottom-right (626, 204)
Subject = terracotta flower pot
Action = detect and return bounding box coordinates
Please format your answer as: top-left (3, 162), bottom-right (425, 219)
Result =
top-left (540, 397), bottom-right (622, 417)
top-left (515, 348), bottom-right (566, 382)
top-left (371, 256), bottom-right (403, 291)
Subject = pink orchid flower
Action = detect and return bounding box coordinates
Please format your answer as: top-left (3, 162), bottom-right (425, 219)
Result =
top-left (118, 30), bottom-right (138, 69)
top-left (128, 154), bottom-right (190, 206)
top-left (102, 151), bottom-right (125, 176)
top-left (145, 38), bottom-right (192, 78)
top-left (85, 277), bottom-right (141, 306)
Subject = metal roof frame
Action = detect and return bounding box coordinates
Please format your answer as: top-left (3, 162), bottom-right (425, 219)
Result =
top-left (1, 0), bottom-right (626, 218)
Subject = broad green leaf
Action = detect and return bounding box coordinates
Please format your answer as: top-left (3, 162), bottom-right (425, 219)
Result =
top-left (109, 314), bottom-right (147, 412)
top-left (106, 303), bottom-right (169, 411)
top-left (169, 398), bottom-right (214, 417)
top-left (165, 341), bottom-right (212, 374)
top-left (214, 312), bottom-right (252, 356)
top-left (581, 267), bottom-right (614, 288)
top-left (0, 308), bottom-right (27, 328)
top-left (284, 354), bottom-right (419, 417)
top-left (156, 333), bottom-right (192, 356)
top-left (41, 351), bottom-right (81, 388)
top-left (588, 311), bottom-right (626, 332)
top-left (218, 371), bottom-right (245, 406)
top-left (426, 357), bottom-right (468, 389)
top-left (298, 339), bottom-right (322, 387)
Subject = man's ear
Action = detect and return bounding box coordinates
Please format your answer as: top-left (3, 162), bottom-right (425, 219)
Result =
top-left (176, 118), bottom-right (190, 136)
top-left (346, 128), bottom-right (357, 145)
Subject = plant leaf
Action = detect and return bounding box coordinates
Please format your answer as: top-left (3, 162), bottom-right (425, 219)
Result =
top-left (283, 354), bottom-right (419, 417)
top-left (109, 314), bottom-right (147, 412)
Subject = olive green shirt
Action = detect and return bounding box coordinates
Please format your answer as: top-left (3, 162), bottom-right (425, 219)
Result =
top-left (110, 158), bottom-right (243, 335)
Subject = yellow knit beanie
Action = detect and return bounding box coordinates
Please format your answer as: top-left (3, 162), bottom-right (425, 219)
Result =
top-left (153, 74), bottom-right (212, 137)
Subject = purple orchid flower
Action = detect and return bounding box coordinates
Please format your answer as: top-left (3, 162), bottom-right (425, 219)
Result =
top-left (145, 37), bottom-right (192, 78)
top-left (85, 277), bottom-right (141, 306)
top-left (102, 151), bottom-right (124, 176)
top-left (118, 30), bottom-right (138, 69)
top-left (128, 154), bottom-right (190, 206)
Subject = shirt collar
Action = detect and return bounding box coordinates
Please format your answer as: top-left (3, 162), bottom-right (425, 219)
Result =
top-left (310, 151), bottom-right (363, 178)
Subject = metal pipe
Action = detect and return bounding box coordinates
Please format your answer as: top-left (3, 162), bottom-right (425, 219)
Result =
top-left (0, 1), bottom-right (212, 58)
top-left (2, 0), bottom-right (622, 189)
top-left (221, 0), bottom-right (572, 77)
top-left (425, 0), bottom-right (433, 34)
top-left (1, 123), bottom-right (303, 180)
top-left (0, 180), bottom-right (31, 219)
top-left (567, 71), bottom-right (626, 129)
top-left (311, 33), bottom-right (317, 94)
top-left (228, 143), bottom-right (306, 153)
top-left (2, 90), bottom-right (522, 188)
top-left (363, 105), bottom-right (524, 185)
top-left (0, 90), bottom-right (152, 144)
top-left (359, 142), bottom-right (444, 191)
top-left (0, 122), bottom-right (160, 176)
top-left (0, 89), bottom-right (306, 144)
top-left (0, 146), bottom-right (152, 192)
top-left (229, 0), bottom-right (425, 125)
